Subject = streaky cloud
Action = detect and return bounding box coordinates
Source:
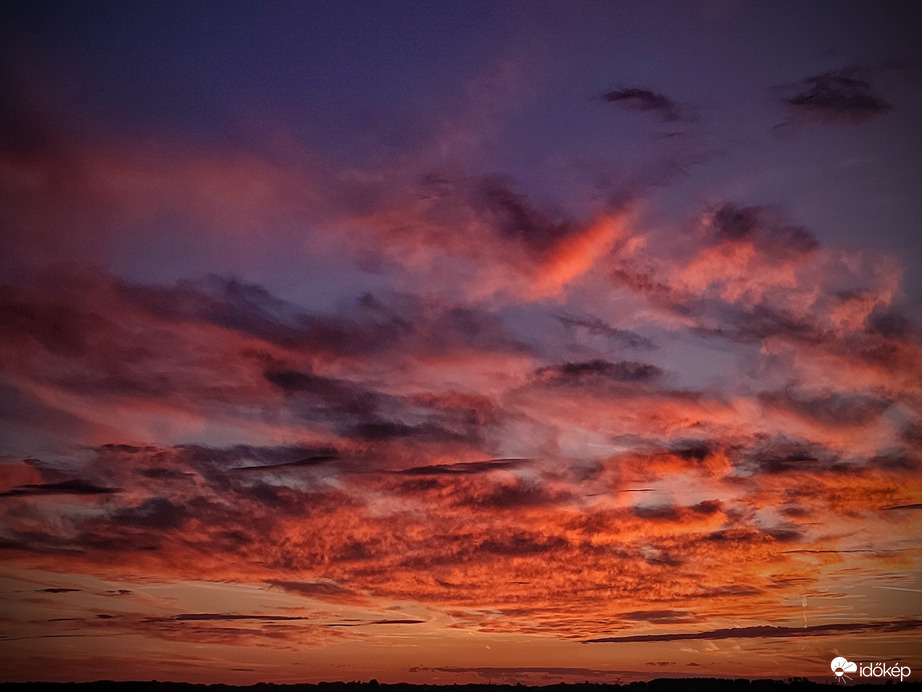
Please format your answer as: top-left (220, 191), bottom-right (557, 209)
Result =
top-left (601, 87), bottom-right (681, 122)
top-left (0, 480), bottom-right (120, 497)
top-left (783, 68), bottom-right (891, 124)
top-left (398, 459), bottom-right (530, 475)
top-left (534, 359), bottom-right (663, 385)
top-left (585, 618), bottom-right (922, 643)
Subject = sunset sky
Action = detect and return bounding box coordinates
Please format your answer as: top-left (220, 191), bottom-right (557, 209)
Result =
top-left (1, 0), bottom-right (921, 684)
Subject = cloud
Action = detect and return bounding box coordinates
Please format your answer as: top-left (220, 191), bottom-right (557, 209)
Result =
top-left (455, 478), bottom-right (572, 510)
top-left (0, 147), bottom-right (919, 663)
top-left (557, 315), bottom-right (655, 350)
top-left (474, 178), bottom-right (578, 256)
top-left (399, 459), bottom-right (529, 475)
top-left (758, 389), bottom-right (891, 428)
top-left (743, 437), bottom-right (841, 475)
top-left (2, 432), bottom-right (919, 646)
top-left (351, 173), bottom-right (631, 299)
top-left (110, 497), bottom-right (191, 530)
top-left (267, 579), bottom-right (367, 603)
top-left (327, 619), bottom-right (424, 626)
top-left (14, 35), bottom-right (922, 685)
top-left (621, 609), bottom-right (698, 624)
top-left (783, 68), bottom-right (891, 124)
top-left (604, 201), bottom-right (920, 409)
top-left (601, 87), bottom-right (682, 122)
top-left (584, 618), bottom-right (922, 643)
top-left (231, 452), bottom-right (339, 472)
top-left (534, 359), bottom-right (663, 385)
top-left (476, 533), bottom-right (569, 556)
top-left (0, 269), bottom-right (540, 459)
top-left (708, 205), bottom-right (817, 256)
top-left (36, 588), bottom-right (81, 593)
top-left (169, 613), bottom-right (310, 621)
top-left (0, 480), bottom-right (120, 497)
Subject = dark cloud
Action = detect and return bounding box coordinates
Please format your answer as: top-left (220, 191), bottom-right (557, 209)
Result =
top-left (477, 533), bottom-right (568, 556)
top-left (0, 529), bottom-right (84, 554)
top-left (138, 467), bottom-right (195, 480)
top-left (632, 505), bottom-right (680, 521)
top-left (399, 459), bottom-right (529, 475)
top-left (601, 87), bottom-right (681, 122)
top-left (711, 205), bottom-right (760, 240)
top-left (120, 276), bottom-right (407, 357)
top-left (612, 203), bottom-right (834, 348)
top-left (327, 619), bottom-right (424, 627)
top-left (142, 276), bottom-right (528, 360)
top-left (557, 315), bottom-right (655, 350)
top-left (705, 527), bottom-right (801, 545)
top-left (868, 309), bottom-right (913, 339)
top-left (457, 479), bottom-right (570, 510)
top-left (265, 368), bottom-right (361, 399)
top-left (621, 610), bottom-right (697, 624)
top-left (105, 443), bottom-right (345, 489)
top-left (37, 588), bottom-right (81, 593)
top-left (0, 284), bottom-right (100, 356)
top-left (4, 272), bottom-right (530, 418)
top-left (584, 618), bottom-right (922, 643)
top-left (168, 613), bottom-right (310, 621)
top-left (110, 497), bottom-right (189, 530)
top-left (784, 69), bottom-right (891, 124)
top-left (429, 305), bottom-right (531, 354)
top-left (695, 304), bottom-right (822, 345)
top-left (669, 441), bottom-right (715, 462)
top-left (632, 501), bottom-right (720, 523)
top-left (0, 479), bottom-right (120, 497)
top-left (264, 365), bottom-right (382, 419)
top-left (475, 178), bottom-right (576, 256)
top-left (746, 438), bottom-right (841, 474)
top-left (346, 420), bottom-right (473, 444)
top-left (181, 443), bottom-right (339, 472)
top-left (231, 452), bottom-right (339, 472)
top-left (609, 267), bottom-right (697, 316)
top-left (126, 278), bottom-right (514, 371)
top-left (709, 204), bottom-right (818, 255)
top-left (759, 389), bottom-right (891, 427)
top-left (100, 443), bottom-right (156, 454)
top-left (534, 359), bottom-right (663, 385)
top-left (782, 549), bottom-right (888, 555)
top-left (267, 580), bottom-right (364, 601)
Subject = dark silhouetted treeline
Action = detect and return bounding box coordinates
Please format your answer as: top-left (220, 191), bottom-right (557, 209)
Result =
top-left (1, 680), bottom-right (921, 692)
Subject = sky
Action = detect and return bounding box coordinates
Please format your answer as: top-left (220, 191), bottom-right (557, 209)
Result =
top-left (1, 0), bottom-right (921, 685)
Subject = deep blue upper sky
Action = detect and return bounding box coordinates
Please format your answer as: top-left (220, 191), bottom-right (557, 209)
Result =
top-left (2, 1), bottom-right (921, 300)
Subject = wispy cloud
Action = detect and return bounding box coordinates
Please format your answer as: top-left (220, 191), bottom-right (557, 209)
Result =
top-left (1, 480), bottom-right (120, 497)
top-left (585, 619), bottom-right (922, 643)
top-left (601, 87), bottom-right (682, 122)
top-left (782, 68), bottom-right (891, 124)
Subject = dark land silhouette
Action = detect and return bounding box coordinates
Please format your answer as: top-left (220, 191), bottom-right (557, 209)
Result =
top-left (1, 680), bottom-right (920, 692)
